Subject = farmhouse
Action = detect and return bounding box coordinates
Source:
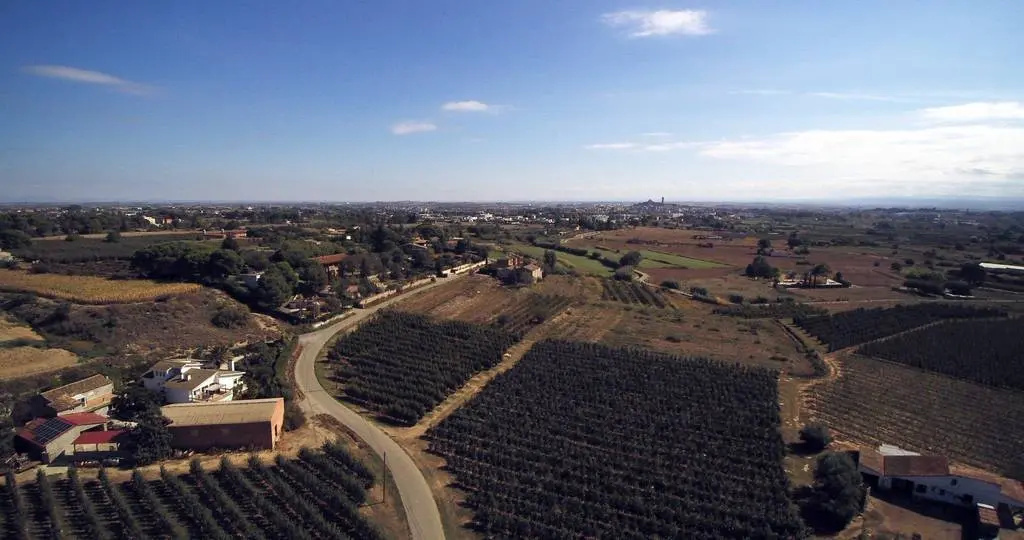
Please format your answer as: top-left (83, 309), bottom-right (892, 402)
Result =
top-left (161, 397), bottom-right (284, 451)
top-left (980, 262), bottom-right (1024, 274)
top-left (28, 374), bottom-right (114, 417)
top-left (314, 253), bottom-right (348, 277)
top-left (15, 412), bottom-right (110, 464)
top-left (858, 444), bottom-right (1024, 513)
top-left (141, 358), bottom-right (246, 404)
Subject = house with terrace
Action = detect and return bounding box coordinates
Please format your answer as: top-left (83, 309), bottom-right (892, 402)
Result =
top-left (141, 358), bottom-right (246, 404)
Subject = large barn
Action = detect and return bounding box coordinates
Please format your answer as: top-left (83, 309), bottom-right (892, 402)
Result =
top-left (161, 397), bottom-right (285, 451)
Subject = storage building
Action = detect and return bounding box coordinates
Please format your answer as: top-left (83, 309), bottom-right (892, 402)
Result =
top-left (161, 397), bottom-right (285, 451)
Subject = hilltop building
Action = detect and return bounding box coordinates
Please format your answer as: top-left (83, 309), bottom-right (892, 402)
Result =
top-left (141, 359), bottom-right (246, 404)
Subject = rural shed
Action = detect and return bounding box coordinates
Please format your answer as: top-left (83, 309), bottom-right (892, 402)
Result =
top-left (29, 374), bottom-right (114, 417)
top-left (161, 397), bottom-right (284, 451)
top-left (15, 412), bottom-right (109, 464)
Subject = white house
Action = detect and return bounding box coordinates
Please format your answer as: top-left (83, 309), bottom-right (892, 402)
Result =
top-left (858, 444), bottom-right (1024, 513)
top-left (141, 359), bottom-right (246, 404)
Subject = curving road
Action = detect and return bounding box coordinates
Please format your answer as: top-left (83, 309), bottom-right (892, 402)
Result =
top-left (295, 277), bottom-right (467, 540)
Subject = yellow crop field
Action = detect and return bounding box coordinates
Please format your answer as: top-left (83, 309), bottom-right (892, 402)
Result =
top-left (0, 346), bottom-right (78, 378)
top-left (0, 316), bottom-right (44, 342)
top-left (0, 270), bottom-right (201, 304)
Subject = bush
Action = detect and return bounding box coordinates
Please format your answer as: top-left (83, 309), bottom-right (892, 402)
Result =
top-left (211, 305), bottom-right (250, 329)
top-left (903, 279), bottom-right (943, 295)
top-left (613, 266), bottom-right (634, 281)
top-left (661, 280), bottom-right (681, 290)
top-left (284, 400), bottom-right (306, 430)
top-left (802, 452), bottom-right (865, 532)
top-left (944, 280), bottom-right (972, 296)
top-left (728, 294), bottom-right (744, 304)
top-left (799, 423), bottom-right (832, 452)
top-left (690, 286), bottom-right (709, 297)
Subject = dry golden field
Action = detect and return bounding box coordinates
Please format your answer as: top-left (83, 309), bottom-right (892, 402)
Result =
top-left (0, 270), bottom-right (201, 304)
top-left (0, 316), bottom-right (44, 342)
top-left (0, 346), bottom-right (78, 378)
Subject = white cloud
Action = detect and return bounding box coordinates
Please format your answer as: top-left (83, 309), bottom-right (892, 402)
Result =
top-left (696, 124), bottom-right (1024, 180)
top-left (920, 102), bottom-right (1024, 123)
top-left (641, 132), bottom-right (673, 138)
top-left (442, 100), bottom-right (492, 112)
top-left (602, 10), bottom-right (713, 37)
top-left (23, 65), bottom-right (152, 95)
top-left (729, 89), bottom-right (791, 96)
top-left (391, 121), bottom-right (438, 135)
top-left (806, 92), bottom-right (902, 102)
top-left (585, 143), bottom-right (638, 150)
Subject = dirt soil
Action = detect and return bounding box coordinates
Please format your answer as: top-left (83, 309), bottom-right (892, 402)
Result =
top-left (0, 346), bottom-right (78, 378)
top-left (0, 316), bottom-right (44, 342)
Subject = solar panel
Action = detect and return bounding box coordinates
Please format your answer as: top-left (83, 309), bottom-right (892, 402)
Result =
top-left (34, 418), bottom-right (72, 445)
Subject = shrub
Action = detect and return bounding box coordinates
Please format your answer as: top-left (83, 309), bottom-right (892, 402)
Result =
top-left (211, 305), bottom-right (250, 329)
top-left (690, 286), bottom-right (709, 297)
top-left (661, 280), bottom-right (681, 290)
top-left (803, 452), bottom-right (865, 532)
top-left (728, 294), bottom-right (744, 304)
top-left (799, 424), bottom-right (832, 452)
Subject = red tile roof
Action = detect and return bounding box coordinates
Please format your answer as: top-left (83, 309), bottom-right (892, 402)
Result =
top-left (315, 253), bottom-right (347, 265)
top-left (60, 412), bottom-right (109, 426)
top-left (73, 430), bottom-right (125, 445)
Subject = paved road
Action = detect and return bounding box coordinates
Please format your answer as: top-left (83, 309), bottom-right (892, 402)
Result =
top-left (295, 276), bottom-right (466, 540)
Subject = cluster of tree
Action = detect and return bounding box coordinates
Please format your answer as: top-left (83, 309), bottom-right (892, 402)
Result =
top-left (110, 386), bottom-right (173, 465)
top-left (799, 423), bottom-right (833, 453)
top-left (0, 207), bottom-right (156, 238)
top-left (236, 339), bottom-right (306, 430)
top-left (745, 255), bottom-right (779, 279)
top-left (797, 452), bottom-right (865, 532)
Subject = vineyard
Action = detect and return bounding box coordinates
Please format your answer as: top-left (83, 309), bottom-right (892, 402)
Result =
top-left (793, 303), bottom-right (1006, 351)
top-left (0, 442), bottom-right (381, 539)
top-left (601, 280), bottom-right (675, 309)
top-left (0, 270), bottom-right (201, 304)
top-left (425, 340), bottom-right (806, 539)
top-left (713, 302), bottom-right (827, 319)
top-left (328, 311), bottom-right (518, 425)
top-left (806, 355), bottom-right (1024, 480)
top-left (858, 318), bottom-right (1024, 391)
top-left (492, 294), bottom-right (573, 335)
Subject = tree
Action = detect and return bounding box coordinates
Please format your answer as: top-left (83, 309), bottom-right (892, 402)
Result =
top-left (124, 417), bottom-right (173, 466)
top-left (661, 280), bottom-right (681, 290)
top-left (805, 452), bottom-right (865, 531)
top-left (110, 385), bottom-right (164, 422)
top-left (745, 256), bottom-right (776, 279)
top-left (104, 230), bottom-right (121, 243)
top-left (810, 263), bottom-right (831, 287)
top-left (221, 236), bottom-right (240, 251)
top-left (890, 261), bottom-right (903, 273)
top-left (255, 271), bottom-right (292, 309)
top-left (242, 250), bottom-right (271, 271)
top-left (618, 250), bottom-right (643, 268)
top-left (206, 249), bottom-right (244, 279)
top-left (799, 424), bottom-right (832, 452)
top-left (959, 262), bottom-right (987, 285)
top-left (757, 238), bottom-right (773, 255)
top-left (944, 280), bottom-right (972, 296)
top-left (613, 267), bottom-right (634, 281)
top-left (298, 262), bottom-right (329, 295)
top-left (541, 250), bottom-right (557, 270)
top-left (0, 229), bottom-right (32, 250)
top-left (787, 232), bottom-right (802, 249)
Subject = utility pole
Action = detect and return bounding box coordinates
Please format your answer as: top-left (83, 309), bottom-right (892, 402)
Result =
top-left (381, 451), bottom-right (387, 504)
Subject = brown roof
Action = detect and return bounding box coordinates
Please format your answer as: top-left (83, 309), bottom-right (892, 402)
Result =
top-left (40, 374), bottom-right (112, 411)
top-left (858, 449), bottom-right (885, 474)
top-left (162, 398), bottom-right (283, 427)
top-left (163, 369), bottom-right (221, 391)
top-left (882, 455), bottom-right (950, 477)
top-left (315, 253), bottom-right (347, 266)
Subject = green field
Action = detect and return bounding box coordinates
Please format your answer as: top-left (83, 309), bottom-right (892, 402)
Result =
top-left (500, 244), bottom-right (614, 276)
top-left (634, 249), bottom-right (726, 269)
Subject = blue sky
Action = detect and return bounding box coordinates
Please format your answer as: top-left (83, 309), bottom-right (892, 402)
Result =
top-left (1, 1), bottom-right (1022, 202)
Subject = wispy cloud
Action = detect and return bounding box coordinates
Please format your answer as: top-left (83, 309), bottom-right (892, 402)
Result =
top-left (391, 121), bottom-right (437, 135)
top-left (441, 100), bottom-right (493, 112)
top-left (585, 143), bottom-right (638, 150)
top-left (601, 10), bottom-right (713, 37)
top-left (806, 91), bottom-right (903, 102)
top-left (920, 101), bottom-right (1024, 123)
top-left (729, 89), bottom-right (791, 96)
top-left (23, 65), bottom-right (153, 95)
top-left (641, 132), bottom-right (673, 138)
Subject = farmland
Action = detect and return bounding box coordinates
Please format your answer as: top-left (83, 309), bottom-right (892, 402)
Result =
top-left (505, 243), bottom-right (614, 276)
top-left (425, 340), bottom-right (806, 539)
top-left (0, 270), bottom-right (201, 304)
top-left (0, 442), bottom-right (382, 540)
top-left (793, 303), bottom-right (1007, 351)
top-left (326, 311), bottom-right (518, 425)
top-left (805, 354), bottom-right (1024, 480)
top-left (858, 318), bottom-right (1024, 390)
top-left (634, 249), bottom-right (726, 269)
top-left (601, 280), bottom-right (676, 308)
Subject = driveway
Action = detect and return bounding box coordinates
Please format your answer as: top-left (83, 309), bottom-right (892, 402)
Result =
top-left (295, 275), bottom-right (467, 540)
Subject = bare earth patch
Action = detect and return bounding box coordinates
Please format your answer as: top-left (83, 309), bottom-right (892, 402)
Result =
top-left (0, 316), bottom-right (43, 342)
top-left (0, 346), bottom-right (78, 378)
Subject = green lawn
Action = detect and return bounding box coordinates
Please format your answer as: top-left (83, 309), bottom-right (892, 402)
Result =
top-left (635, 249), bottom-right (726, 269)
top-left (501, 243), bottom-right (614, 276)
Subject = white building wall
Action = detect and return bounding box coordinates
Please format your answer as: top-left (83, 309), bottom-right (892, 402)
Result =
top-left (164, 373), bottom-right (218, 404)
top-left (892, 475), bottom-right (1005, 507)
